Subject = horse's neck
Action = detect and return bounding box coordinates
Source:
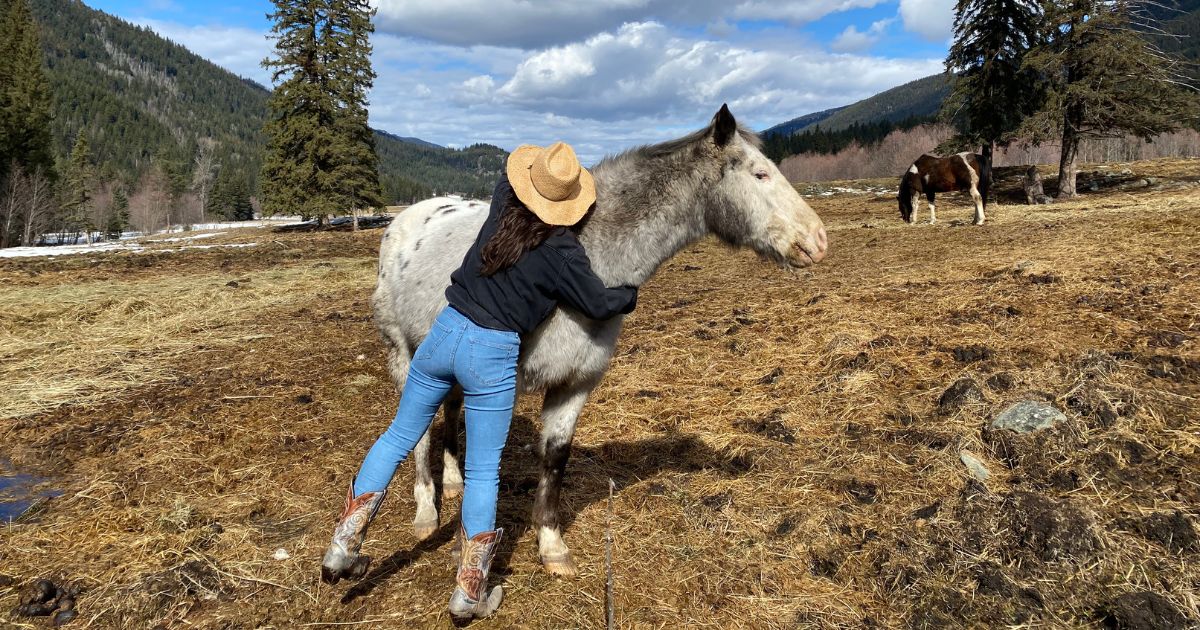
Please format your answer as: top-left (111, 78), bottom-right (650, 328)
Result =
top-left (578, 157), bottom-right (709, 287)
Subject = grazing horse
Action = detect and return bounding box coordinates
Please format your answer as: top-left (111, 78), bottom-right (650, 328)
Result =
top-left (898, 153), bottom-right (990, 225)
top-left (371, 105), bottom-right (828, 576)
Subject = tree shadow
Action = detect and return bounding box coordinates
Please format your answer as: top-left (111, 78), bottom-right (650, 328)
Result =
top-left (340, 411), bottom-right (743, 602)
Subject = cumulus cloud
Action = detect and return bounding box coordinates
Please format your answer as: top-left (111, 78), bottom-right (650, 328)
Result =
top-left (137, 19), bottom-right (273, 85)
top-left (898, 0), bottom-right (956, 42)
top-left (830, 18), bottom-right (893, 52)
top-left (361, 19), bottom-right (942, 162)
top-left (372, 0), bottom-right (888, 49)
top-left (481, 21), bottom-right (940, 127)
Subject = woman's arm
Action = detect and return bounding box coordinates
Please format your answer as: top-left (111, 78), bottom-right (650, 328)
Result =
top-left (551, 243), bottom-right (637, 320)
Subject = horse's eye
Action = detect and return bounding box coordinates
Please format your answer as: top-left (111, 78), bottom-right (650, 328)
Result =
top-left (754, 171), bottom-right (769, 181)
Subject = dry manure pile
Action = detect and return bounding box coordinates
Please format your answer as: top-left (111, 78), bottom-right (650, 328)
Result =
top-left (1, 158), bottom-right (1198, 628)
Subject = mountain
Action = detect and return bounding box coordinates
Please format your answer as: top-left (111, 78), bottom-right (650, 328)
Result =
top-left (29, 0), bottom-right (505, 203)
top-left (761, 106), bottom-right (845, 138)
top-left (789, 74), bottom-right (951, 135)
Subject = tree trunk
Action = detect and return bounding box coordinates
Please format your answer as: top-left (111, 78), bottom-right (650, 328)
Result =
top-left (1057, 123), bottom-right (1079, 199)
top-left (352, 209), bottom-right (359, 232)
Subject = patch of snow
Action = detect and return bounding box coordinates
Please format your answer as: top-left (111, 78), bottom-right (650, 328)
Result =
top-left (0, 241), bottom-right (143, 258)
top-left (0, 240), bottom-right (258, 259)
top-left (154, 232), bottom-right (226, 243)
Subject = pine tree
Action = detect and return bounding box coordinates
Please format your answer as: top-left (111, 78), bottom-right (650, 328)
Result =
top-left (260, 0), bottom-right (381, 225)
top-left (105, 187), bottom-right (128, 240)
top-left (1022, 0), bottom-right (1199, 197)
top-left (62, 134), bottom-right (94, 242)
top-left (325, 0), bottom-right (382, 220)
top-left (0, 0), bottom-right (54, 185)
top-left (942, 0), bottom-right (1045, 158)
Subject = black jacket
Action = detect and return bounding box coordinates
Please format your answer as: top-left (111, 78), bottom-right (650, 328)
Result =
top-left (445, 177), bottom-right (637, 336)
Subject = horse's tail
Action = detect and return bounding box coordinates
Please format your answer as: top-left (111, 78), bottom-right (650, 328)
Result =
top-left (977, 152), bottom-right (992, 210)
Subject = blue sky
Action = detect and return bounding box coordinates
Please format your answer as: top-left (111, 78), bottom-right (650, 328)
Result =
top-left (87, 0), bottom-right (954, 162)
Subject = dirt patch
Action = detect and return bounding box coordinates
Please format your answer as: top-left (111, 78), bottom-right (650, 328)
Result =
top-left (1100, 591), bottom-right (1190, 630)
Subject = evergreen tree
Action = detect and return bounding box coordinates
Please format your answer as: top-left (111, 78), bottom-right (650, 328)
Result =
top-left (62, 134), bottom-right (94, 241)
top-left (0, 0), bottom-right (54, 184)
top-left (325, 0), bottom-right (382, 215)
top-left (260, 0), bottom-right (382, 225)
top-left (105, 186), bottom-right (128, 239)
top-left (942, 0), bottom-right (1045, 157)
top-left (1022, 0), bottom-right (1199, 197)
top-left (209, 168), bottom-right (255, 220)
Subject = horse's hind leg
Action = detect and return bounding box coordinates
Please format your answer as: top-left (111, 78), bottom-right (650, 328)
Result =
top-left (926, 191), bottom-right (937, 224)
top-left (441, 388), bottom-right (464, 498)
top-left (534, 381), bottom-right (594, 577)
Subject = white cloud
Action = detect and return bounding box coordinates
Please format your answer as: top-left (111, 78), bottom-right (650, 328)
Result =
top-left (830, 18), bottom-right (892, 52)
top-left (898, 0), bottom-right (956, 42)
top-left (483, 21), bottom-right (940, 128)
top-left (372, 0), bottom-right (888, 49)
top-left (136, 19), bottom-right (273, 85)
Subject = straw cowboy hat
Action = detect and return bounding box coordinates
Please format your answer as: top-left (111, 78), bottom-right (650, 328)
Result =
top-left (506, 141), bottom-right (596, 226)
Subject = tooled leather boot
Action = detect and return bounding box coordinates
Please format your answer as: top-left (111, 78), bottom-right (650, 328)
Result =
top-left (321, 480), bottom-right (386, 584)
top-left (448, 525), bottom-right (504, 620)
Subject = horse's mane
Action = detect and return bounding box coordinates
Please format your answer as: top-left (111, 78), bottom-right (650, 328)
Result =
top-left (594, 124), bottom-right (762, 168)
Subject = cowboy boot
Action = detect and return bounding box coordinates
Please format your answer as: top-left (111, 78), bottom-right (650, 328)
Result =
top-left (448, 525), bottom-right (504, 620)
top-left (321, 480), bottom-right (386, 585)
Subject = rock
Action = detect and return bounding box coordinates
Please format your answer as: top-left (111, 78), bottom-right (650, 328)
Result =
top-left (1145, 177), bottom-right (1158, 185)
top-left (960, 450), bottom-right (991, 481)
top-left (939, 377), bottom-right (985, 411)
top-left (992, 401), bottom-right (1067, 433)
top-left (272, 548), bottom-right (290, 561)
top-left (225, 280), bottom-right (239, 288)
top-left (53, 609), bottom-right (78, 626)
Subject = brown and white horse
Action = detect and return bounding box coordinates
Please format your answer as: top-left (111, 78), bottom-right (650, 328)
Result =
top-left (898, 153), bottom-right (990, 225)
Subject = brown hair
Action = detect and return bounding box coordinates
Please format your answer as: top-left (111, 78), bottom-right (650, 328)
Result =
top-left (479, 191), bottom-right (561, 276)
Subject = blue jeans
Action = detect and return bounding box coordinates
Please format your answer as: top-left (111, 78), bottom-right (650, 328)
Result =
top-left (354, 306), bottom-right (519, 538)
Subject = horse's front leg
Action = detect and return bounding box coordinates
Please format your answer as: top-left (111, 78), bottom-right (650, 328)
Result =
top-left (534, 381), bottom-right (594, 577)
top-left (926, 192), bottom-right (937, 224)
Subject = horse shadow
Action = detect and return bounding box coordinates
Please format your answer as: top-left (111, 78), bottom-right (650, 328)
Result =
top-left (340, 412), bottom-right (741, 603)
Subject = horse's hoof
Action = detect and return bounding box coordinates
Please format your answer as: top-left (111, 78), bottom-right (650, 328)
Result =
top-left (414, 518), bottom-right (438, 541)
top-left (541, 553), bottom-right (578, 578)
top-left (442, 482), bottom-right (464, 500)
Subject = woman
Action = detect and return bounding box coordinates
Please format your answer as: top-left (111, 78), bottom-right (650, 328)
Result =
top-left (321, 141), bottom-right (637, 620)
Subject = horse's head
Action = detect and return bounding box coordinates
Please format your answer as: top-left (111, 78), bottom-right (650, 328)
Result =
top-left (897, 173), bottom-right (915, 223)
top-left (702, 105), bottom-right (827, 268)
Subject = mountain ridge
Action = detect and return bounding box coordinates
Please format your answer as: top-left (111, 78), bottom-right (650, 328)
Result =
top-left (30, 0), bottom-right (504, 202)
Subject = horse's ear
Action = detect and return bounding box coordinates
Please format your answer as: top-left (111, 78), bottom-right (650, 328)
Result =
top-left (711, 103), bottom-right (737, 147)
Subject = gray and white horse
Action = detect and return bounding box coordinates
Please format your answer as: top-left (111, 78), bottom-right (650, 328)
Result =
top-left (371, 105), bottom-right (828, 576)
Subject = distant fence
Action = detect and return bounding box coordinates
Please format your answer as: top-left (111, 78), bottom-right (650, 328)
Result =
top-left (778, 125), bottom-right (1200, 182)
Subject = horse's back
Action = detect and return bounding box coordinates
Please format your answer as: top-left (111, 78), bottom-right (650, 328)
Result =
top-left (373, 197), bottom-right (490, 350)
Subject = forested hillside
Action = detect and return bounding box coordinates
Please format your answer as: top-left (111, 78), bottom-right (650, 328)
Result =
top-left (760, 106), bottom-right (844, 138)
top-left (761, 74), bottom-right (949, 163)
top-left (29, 0), bottom-right (505, 203)
top-left (795, 74), bottom-right (951, 134)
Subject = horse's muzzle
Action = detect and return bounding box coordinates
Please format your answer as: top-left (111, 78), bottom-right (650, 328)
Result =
top-left (789, 227), bottom-right (828, 267)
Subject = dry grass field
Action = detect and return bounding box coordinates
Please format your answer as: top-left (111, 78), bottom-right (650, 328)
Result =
top-left (1, 158), bottom-right (1199, 629)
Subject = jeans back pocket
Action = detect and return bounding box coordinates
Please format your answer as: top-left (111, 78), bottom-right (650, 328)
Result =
top-left (467, 338), bottom-right (518, 387)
